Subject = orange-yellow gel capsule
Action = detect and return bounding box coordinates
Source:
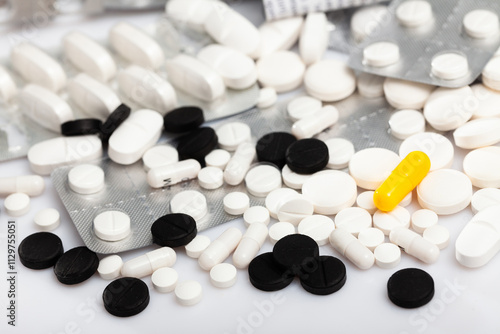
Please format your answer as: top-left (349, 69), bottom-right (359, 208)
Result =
top-left (373, 151), bottom-right (431, 212)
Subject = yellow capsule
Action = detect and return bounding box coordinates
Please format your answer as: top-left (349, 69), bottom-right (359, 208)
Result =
top-left (373, 151), bottom-right (431, 212)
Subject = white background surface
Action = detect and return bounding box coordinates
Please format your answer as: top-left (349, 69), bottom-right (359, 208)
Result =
top-left (1, 3), bottom-right (500, 334)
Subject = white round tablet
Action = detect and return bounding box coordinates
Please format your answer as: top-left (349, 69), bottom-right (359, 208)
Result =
top-left (68, 164), bottom-right (105, 195)
top-left (463, 146), bottom-right (500, 188)
top-left (350, 5), bottom-right (388, 42)
top-left (411, 209), bottom-right (438, 233)
top-left (374, 243), bottom-right (401, 269)
top-left (431, 53), bottom-right (468, 80)
top-left (97, 255), bottom-right (123, 280)
top-left (268, 222), bottom-right (296, 244)
top-left (298, 215), bottom-right (335, 246)
top-left (287, 96), bottom-right (322, 121)
top-left (453, 118), bottom-right (500, 149)
top-left (185, 235), bottom-right (211, 259)
top-left (357, 72), bottom-right (385, 98)
top-left (257, 87), bottom-right (277, 109)
top-left (223, 192), bottom-right (250, 215)
top-left (256, 51), bottom-right (305, 93)
top-left (277, 196), bottom-right (314, 226)
top-left (396, 0), bottom-right (433, 27)
top-left (245, 164), bottom-right (282, 197)
top-left (152, 267), bottom-right (178, 293)
top-left (471, 188), bottom-right (500, 214)
top-left (349, 148), bottom-right (401, 190)
top-left (216, 122), bottom-right (252, 151)
top-left (281, 165), bottom-right (313, 189)
top-left (399, 132), bottom-right (454, 171)
top-left (400, 192), bottom-right (413, 207)
top-left (93, 210), bottom-right (131, 241)
top-left (423, 225), bottom-right (449, 249)
top-left (334, 207), bottom-right (372, 237)
top-left (142, 145), bottom-right (179, 171)
top-left (170, 190), bottom-right (208, 221)
top-left (323, 138), bottom-right (355, 169)
top-left (265, 188), bottom-right (300, 219)
top-left (304, 59), bottom-right (356, 102)
top-left (358, 227), bottom-right (385, 252)
top-left (482, 57), bottom-right (500, 91)
top-left (471, 84), bottom-right (500, 119)
top-left (357, 191), bottom-right (378, 215)
top-left (363, 41), bottom-right (400, 67)
top-left (205, 149), bottom-right (231, 170)
top-left (417, 169), bottom-right (472, 215)
top-left (210, 263), bottom-right (237, 288)
top-left (302, 170), bottom-right (357, 215)
top-left (383, 77), bottom-right (435, 110)
top-left (197, 167), bottom-right (224, 190)
top-left (34, 208), bottom-right (60, 231)
top-left (389, 109), bottom-right (426, 140)
top-left (373, 206), bottom-right (410, 235)
top-left (4, 193), bottom-right (30, 217)
top-left (463, 9), bottom-right (499, 39)
top-left (175, 280), bottom-right (202, 306)
top-left (243, 206), bottom-right (271, 226)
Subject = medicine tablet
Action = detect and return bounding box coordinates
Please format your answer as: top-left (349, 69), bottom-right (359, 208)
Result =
top-left (93, 211), bottom-right (131, 242)
top-left (121, 247), bottom-right (176, 278)
top-left (400, 191), bottom-right (413, 207)
top-left (363, 42), bottom-right (400, 67)
top-left (411, 209), bottom-right (438, 234)
top-left (165, 0), bottom-right (214, 32)
top-left (61, 119), bottom-right (103, 137)
top-left (152, 267), bottom-right (178, 293)
top-left (0, 66), bottom-right (17, 102)
top-left (471, 84), bottom-right (500, 119)
top-left (98, 255), bottom-right (123, 280)
top-left (396, 0), bottom-right (433, 28)
top-left (68, 164), bottom-right (105, 195)
top-left (18, 232), bottom-right (64, 269)
top-left (171, 190), bottom-right (208, 221)
top-left (373, 206), bottom-right (410, 235)
top-left (151, 213), bottom-right (197, 248)
top-left (463, 146), bottom-right (500, 188)
top-left (4, 193), bottom-right (30, 217)
top-left (268, 222), bottom-right (295, 244)
top-left (197, 167), bottom-right (224, 190)
top-left (423, 225), bottom-right (449, 250)
top-left (299, 12), bottom-right (328, 65)
top-left (210, 263), bottom-right (237, 288)
top-left (482, 57), bottom-right (500, 91)
top-left (256, 132), bottom-right (297, 169)
top-left (34, 208), bottom-right (60, 231)
top-left (177, 127), bottom-right (218, 163)
top-left (356, 191), bottom-right (378, 215)
top-left (198, 227), bottom-right (242, 270)
top-left (323, 138), bottom-right (355, 169)
top-left (205, 149), bottom-right (231, 170)
top-left (216, 122), bottom-right (252, 151)
top-left (147, 159), bottom-right (201, 188)
top-left (287, 96), bottom-right (322, 121)
top-left (431, 53), bottom-right (468, 80)
top-left (383, 78), bottom-right (435, 110)
top-left (387, 268), bottom-right (434, 309)
top-left (185, 235), bottom-right (211, 259)
top-left (256, 51), bottom-right (305, 93)
top-left (163, 106), bottom-right (204, 133)
top-left (389, 109), bottom-right (426, 140)
top-left (223, 192), bottom-right (250, 215)
top-left (224, 143), bottom-right (256, 186)
top-left (100, 104), bottom-right (131, 143)
top-left (281, 165), bottom-right (313, 190)
top-left (286, 138), bottom-right (329, 174)
top-left (277, 196), bottom-right (314, 226)
top-left (54, 246), bottom-right (99, 285)
top-left (329, 227), bottom-right (375, 270)
top-left (291, 105), bottom-right (339, 140)
top-left (265, 188), bottom-right (300, 219)
top-left (257, 87), bottom-right (277, 109)
top-left (349, 148), bottom-right (401, 190)
top-left (471, 188), bottom-right (500, 214)
top-left (142, 145), bottom-right (179, 171)
top-left (298, 215), bottom-right (335, 246)
top-left (399, 132), bottom-right (454, 171)
top-left (103, 277), bottom-right (149, 317)
top-left (357, 72), bottom-right (385, 99)
top-left (245, 165), bottom-right (282, 197)
top-left (248, 252), bottom-right (294, 291)
top-left (374, 243), bottom-right (401, 269)
top-left (299, 255), bottom-right (346, 296)
top-left (453, 118), bottom-right (500, 149)
top-left (304, 59), bottom-right (356, 102)
top-left (351, 5), bottom-right (388, 42)
top-left (243, 206), bottom-right (271, 227)
top-left (357, 228), bottom-right (385, 252)
top-left (334, 207), bottom-right (372, 237)
top-left (257, 16), bottom-right (303, 57)
top-left (273, 234), bottom-right (319, 273)
top-left (175, 280), bottom-right (203, 306)
top-left (463, 9), bottom-right (499, 39)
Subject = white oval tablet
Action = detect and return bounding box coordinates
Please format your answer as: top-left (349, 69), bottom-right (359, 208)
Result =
top-left (268, 222), bottom-right (296, 244)
top-left (453, 118), bottom-right (500, 149)
top-left (147, 159), bottom-right (201, 188)
top-left (300, 12), bottom-right (328, 65)
top-left (205, 149), bottom-right (231, 170)
top-left (68, 164), bottom-right (105, 195)
top-left (34, 208), bottom-right (60, 231)
top-left (223, 143), bottom-right (256, 186)
top-left (463, 146), bottom-right (500, 188)
top-left (265, 187), bottom-right (300, 219)
top-left (471, 188), bottom-right (500, 214)
top-left (389, 109), bottom-right (426, 140)
top-left (165, 0), bottom-right (214, 32)
top-left (351, 5), bottom-right (388, 42)
top-left (304, 59), bottom-right (356, 102)
top-left (216, 122), bottom-right (252, 151)
top-left (463, 9), bottom-right (499, 39)
top-left (287, 96), bottom-right (322, 121)
top-left (357, 72), bottom-right (385, 99)
top-left (431, 53), bottom-right (468, 80)
top-left (93, 210), bottom-right (131, 241)
top-left (98, 255), bottom-right (123, 280)
top-left (185, 235), bottom-right (211, 259)
top-left (423, 225), bottom-right (449, 249)
top-left (244, 206), bottom-right (271, 227)
top-left (363, 42), bottom-right (400, 67)
top-left (383, 77), bottom-right (435, 110)
top-left (281, 165), bottom-right (313, 190)
top-left (4, 193), bottom-right (30, 217)
top-left (223, 192), bottom-right (250, 215)
top-left (396, 0), bottom-right (433, 28)
top-left (142, 145), bottom-right (179, 171)
top-left (277, 196), bottom-right (314, 226)
top-left (171, 190), bottom-right (208, 221)
top-left (245, 165), bottom-right (282, 197)
top-left (256, 51), bottom-right (305, 93)
top-left (210, 263), bottom-right (237, 288)
top-left (399, 132), bottom-right (454, 171)
top-left (482, 57), bottom-right (500, 91)
top-left (257, 87), bottom-right (277, 109)
top-left (356, 191), bottom-right (378, 215)
top-left (324, 138), bottom-right (355, 169)
top-left (374, 243), bottom-right (401, 269)
top-left (411, 209), bottom-right (438, 234)
top-left (471, 84), bottom-right (500, 119)
top-left (373, 206), bottom-right (410, 235)
top-left (291, 105), bottom-right (339, 139)
top-left (358, 227), bottom-right (385, 252)
top-left (258, 16), bottom-right (303, 57)
top-left (298, 215), bottom-right (335, 246)
top-left (349, 148), bottom-right (401, 190)
top-left (197, 166), bottom-right (224, 190)
top-left (334, 207), bottom-right (372, 237)
top-left (175, 280), bottom-right (203, 306)
top-left (0, 66), bottom-right (17, 102)
top-left (152, 267), bottom-right (178, 293)
top-left (456, 218), bottom-right (500, 268)
top-left (417, 169), bottom-right (472, 215)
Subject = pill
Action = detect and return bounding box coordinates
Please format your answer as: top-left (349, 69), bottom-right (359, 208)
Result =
top-left (151, 213), bottom-right (197, 248)
top-left (431, 53), bottom-right (468, 81)
top-left (396, 0), bottom-right (433, 28)
top-left (177, 127), bottom-right (218, 163)
top-left (298, 215), bottom-right (335, 246)
top-left (197, 166), bottom-right (224, 190)
top-left (256, 132), bottom-right (297, 169)
top-left (198, 227), bottom-right (242, 270)
top-left (0, 66), bottom-right (17, 102)
top-left (4, 193), bottom-right (30, 217)
top-left (390, 227), bottom-right (440, 264)
top-left (383, 78), bottom-right (435, 110)
top-left (471, 84), bottom-right (500, 119)
top-left (245, 165), bottom-right (282, 197)
top-left (454, 118), bottom-right (500, 149)
top-left (257, 16), bottom-right (303, 57)
top-left (350, 5), bottom-right (388, 42)
top-left (349, 148), bottom-right (401, 190)
top-left (265, 187), bottom-right (300, 219)
top-left (223, 192), bottom-right (250, 215)
top-left (205, 149), bottom-right (231, 170)
top-left (482, 57), bottom-right (500, 91)
top-left (197, 44), bottom-right (257, 90)
top-left (286, 138), bottom-right (330, 174)
top-left (304, 59), bottom-right (356, 102)
top-left (323, 138), bottom-right (355, 169)
top-left (216, 122), bottom-right (252, 151)
top-left (277, 196), bottom-right (314, 226)
top-left (185, 235), bottom-right (211, 259)
top-left (210, 263), bottom-right (237, 288)
top-left (387, 268), bottom-right (434, 309)
top-left (93, 210), bottom-right (131, 242)
top-left (170, 190), bottom-right (208, 221)
top-left (34, 208), bottom-right (60, 231)
top-left (100, 104), bottom-right (131, 143)
top-left (165, 54), bottom-right (225, 102)
top-left (63, 31), bottom-right (117, 82)
top-left (54, 246), bottom-right (99, 285)
top-left (18, 232), bottom-right (64, 269)
top-left (223, 142), bottom-right (256, 186)
top-left (417, 169), bottom-right (472, 215)
top-left (256, 51), bottom-right (305, 93)
top-left (334, 207), bottom-right (372, 237)
top-left (374, 243), bottom-right (401, 269)
top-left (61, 119), bottom-right (102, 137)
top-left (233, 223), bottom-right (268, 269)
top-left (11, 43), bottom-right (66, 92)
top-left (400, 192), bottom-right (413, 207)
top-left (411, 209), bottom-right (438, 234)
top-left (281, 165), bottom-right (313, 190)
top-left (163, 106), bottom-right (204, 133)
top-left (243, 206), bottom-right (270, 227)
top-left (363, 42), bottom-right (400, 67)
top-left (299, 12), bottom-right (328, 66)
top-left (273, 234), bottom-right (319, 275)
top-left (463, 146), bottom-right (500, 188)
top-left (300, 255), bottom-right (346, 296)
top-left (389, 109), bottom-right (426, 140)
top-left (257, 87), bottom-right (277, 109)
top-left (287, 96), bottom-right (322, 122)
top-left (152, 267), bottom-right (178, 293)
top-left (463, 9), bottom-right (499, 39)
top-left (121, 247), bottom-right (176, 278)
top-left (175, 280), bottom-right (203, 306)
top-left (291, 105), bottom-right (339, 140)
top-left (357, 227), bottom-right (385, 252)
top-left (20, 84), bottom-right (74, 133)
top-left (248, 252), bottom-right (294, 291)
top-left (103, 277), bottom-right (150, 317)
top-left (68, 164), bottom-right (105, 195)
top-left (471, 188), bottom-right (500, 214)
top-left (165, 0), bottom-right (214, 31)
top-left (423, 225), bottom-right (449, 250)
top-left (147, 159), bottom-right (201, 188)
top-left (329, 228), bottom-right (374, 270)
top-left (0, 175), bottom-right (45, 197)
top-left (109, 109), bottom-right (163, 165)
top-left (28, 135), bottom-right (103, 175)
top-left (142, 145), bottom-right (179, 172)
top-left (98, 255), bottom-right (123, 280)
top-left (356, 72), bottom-right (385, 99)
top-left (399, 132), bottom-right (454, 172)
top-left (356, 191), bottom-right (378, 215)
top-left (117, 65), bottom-right (177, 114)
top-left (373, 206), bottom-right (410, 235)
top-left (268, 222), bottom-right (295, 245)
top-left (302, 170), bottom-right (357, 215)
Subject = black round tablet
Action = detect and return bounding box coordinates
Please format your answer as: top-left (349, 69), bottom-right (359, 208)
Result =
top-left (285, 138), bottom-right (329, 174)
top-left (54, 246), bottom-right (99, 285)
top-left (300, 256), bottom-right (346, 296)
top-left (103, 277), bottom-right (150, 317)
top-left (18, 232), bottom-right (64, 270)
top-left (272, 234), bottom-right (319, 275)
top-left (163, 106), bottom-right (204, 133)
top-left (256, 132), bottom-right (297, 169)
top-left (151, 213), bottom-right (197, 248)
top-left (248, 252), bottom-right (294, 292)
top-left (387, 268), bottom-right (434, 308)
top-left (100, 103), bottom-right (131, 143)
top-left (61, 119), bottom-right (103, 136)
top-left (176, 127), bottom-right (218, 163)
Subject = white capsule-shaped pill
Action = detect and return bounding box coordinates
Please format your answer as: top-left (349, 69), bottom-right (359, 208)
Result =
top-left (165, 54), bottom-right (225, 102)
top-left (329, 228), bottom-right (375, 270)
top-left (11, 43), bottom-right (66, 92)
top-left (223, 143), bottom-right (256, 186)
top-left (166, 0), bottom-right (214, 32)
top-left (110, 22), bottom-right (164, 70)
top-left (291, 105), bottom-right (339, 139)
top-left (147, 159), bottom-right (201, 188)
top-left (121, 247), bottom-right (176, 278)
top-left (233, 223), bottom-right (268, 269)
top-left (69, 73), bottom-right (121, 119)
top-left (108, 109), bottom-right (163, 165)
top-left (0, 66), bottom-right (17, 102)
top-left (389, 227), bottom-right (440, 264)
top-left (20, 84), bottom-right (74, 133)
top-left (117, 65), bottom-right (177, 114)
top-left (63, 31), bottom-right (117, 82)
top-left (299, 12), bottom-right (328, 66)
top-left (0, 175), bottom-right (45, 197)
top-left (198, 227), bottom-right (242, 271)
top-left (257, 16), bottom-right (303, 57)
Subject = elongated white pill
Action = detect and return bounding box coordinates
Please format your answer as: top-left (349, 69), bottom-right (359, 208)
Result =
top-left (121, 247), bottom-right (176, 278)
top-left (223, 143), bottom-right (256, 186)
top-left (390, 227), bottom-right (440, 264)
top-left (0, 66), bottom-right (17, 102)
top-left (198, 227), bottom-right (242, 270)
top-left (329, 228), bottom-right (375, 270)
top-left (233, 223), bottom-right (268, 269)
top-left (147, 159), bottom-right (201, 188)
top-left (0, 175), bottom-right (45, 197)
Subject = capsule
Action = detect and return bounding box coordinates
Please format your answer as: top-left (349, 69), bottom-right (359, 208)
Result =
top-left (223, 142), bottom-right (256, 186)
top-left (121, 247), bottom-right (176, 278)
top-left (291, 105), bottom-right (339, 139)
top-left (0, 175), bottom-right (45, 197)
top-left (329, 228), bottom-right (374, 270)
top-left (374, 151), bottom-right (430, 212)
top-left (147, 159), bottom-right (201, 188)
top-left (390, 227), bottom-right (440, 264)
top-left (232, 223), bottom-right (268, 269)
top-left (198, 227), bottom-right (242, 270)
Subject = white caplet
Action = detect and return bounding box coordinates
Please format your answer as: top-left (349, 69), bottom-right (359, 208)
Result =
top-left (0, 175), bottom-right (45, 197)
top-left (233, 223), bottom-right (268, 269)
top-left (389, 227), bottom-right (440, 264)
top-left (456, 218), bottom-right (500, 268)
top-left (223, 143), bottom-right (256, 186)
top-left (0, 66), bottom-right (17, 102)
top-left (198, 227), bottom-right (242, 271)
top-left (453, 118), bottom-right (500, 149)
top-left (147, 159), bottom-right (201, 188)
top-left (257, 16), bottom-right (303, 57)
top-left (165, 0), bottom-right (214, 32)
top-left (299, 12), bottom-right (328, 66)
top-left (329, 228), bottom-right (375, 270)
top-left (291, 105), bottom-right (339, 139)
top-left (121, 247), bottom-right (176, 278)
